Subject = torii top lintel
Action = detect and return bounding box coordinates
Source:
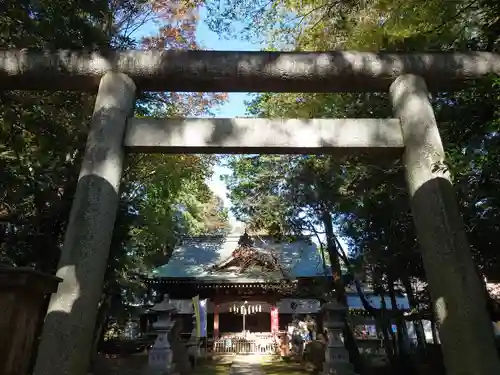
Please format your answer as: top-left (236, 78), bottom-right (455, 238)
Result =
top-left (1, 49), bottom-right (499, 93)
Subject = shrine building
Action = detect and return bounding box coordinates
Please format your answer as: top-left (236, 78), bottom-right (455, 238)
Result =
top-left (143, 228), bottom-right (410, 343)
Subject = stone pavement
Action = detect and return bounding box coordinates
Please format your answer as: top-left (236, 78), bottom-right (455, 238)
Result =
top-left (229, 355), bottom-right (266, 375)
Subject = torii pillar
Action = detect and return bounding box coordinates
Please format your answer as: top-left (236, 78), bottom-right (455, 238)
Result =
top-left (390, 74), bottom-right (500, 375)
top-left (33, 72), bottom-right (136, 375)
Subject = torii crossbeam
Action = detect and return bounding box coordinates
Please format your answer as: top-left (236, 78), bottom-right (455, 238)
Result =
top-left (1, 49), bottom-right (500, 92)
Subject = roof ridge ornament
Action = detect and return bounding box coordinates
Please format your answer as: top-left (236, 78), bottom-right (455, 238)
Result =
top-left (238, 228), bottom-right (254, 248)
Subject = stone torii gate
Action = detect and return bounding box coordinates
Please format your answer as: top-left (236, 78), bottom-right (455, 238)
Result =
top-left (2, 50), bottom-right (500, 375)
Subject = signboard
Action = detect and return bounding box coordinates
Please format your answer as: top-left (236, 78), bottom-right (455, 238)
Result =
top-left (271, 307), bottom-right (279, 333)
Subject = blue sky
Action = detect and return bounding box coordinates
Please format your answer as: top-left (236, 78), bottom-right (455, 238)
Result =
top-left (195, 7), bottom-right (265, 226)
top-left (196, 8), bottom-right (264, 118)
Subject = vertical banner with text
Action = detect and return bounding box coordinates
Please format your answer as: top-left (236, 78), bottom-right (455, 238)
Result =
top-left (271, 306), bottom-right (279, 333)
top-left (192, 295), bottom-right (208, 338)
top-left (192, 295), bottom-right (200, 337)
top-left (199, 299), bottom-right (207, 338)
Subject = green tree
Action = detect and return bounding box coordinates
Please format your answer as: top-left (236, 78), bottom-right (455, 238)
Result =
top-left (0, 0), bottom-right (227, 363)
top-left (212, 0), bottom-right (500, 370)
top-left (200, 194), bottom-right (231, 234)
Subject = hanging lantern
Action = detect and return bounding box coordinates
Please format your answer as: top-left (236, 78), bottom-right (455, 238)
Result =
top-left (258, 304), bottom-right (262, 313)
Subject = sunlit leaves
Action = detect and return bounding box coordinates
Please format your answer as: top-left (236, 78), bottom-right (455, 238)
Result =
top-left (140, 1), bottom-right (228, 117)
top-left (0, 1), bottom-right (229, 300)
top-left (0, 0), bottom-right (109, 273)
top-left (215, 0), bottom-right (500, 308)
top-left (124, 153), bottom-right (216, 264)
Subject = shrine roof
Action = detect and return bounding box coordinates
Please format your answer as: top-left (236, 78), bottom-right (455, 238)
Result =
top-left (149, 233), bottom-right (330, 281)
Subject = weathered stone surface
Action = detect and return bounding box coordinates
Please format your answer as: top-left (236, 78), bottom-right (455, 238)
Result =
top-left (390, 74), bottom-right (500, 375)
top-left (124, 118), bottom-right (403, 156)
top-left (322, 300), bottom-right (354, 375)
top-left (1, 50), bottom-right (500, 92)
top-left (32, 72), bottom-right (136, 375)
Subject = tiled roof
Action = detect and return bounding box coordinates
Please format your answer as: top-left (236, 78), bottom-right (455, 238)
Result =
top-left (150, 234), bottom-right (331, 281)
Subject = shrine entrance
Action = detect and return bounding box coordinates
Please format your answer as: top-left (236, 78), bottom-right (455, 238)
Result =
top-left (212, 301), bottom-right (276, 355)
top-left (3, 50), bottom-right (500, 375)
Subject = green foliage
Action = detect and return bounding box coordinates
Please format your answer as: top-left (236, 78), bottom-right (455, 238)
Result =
top-left (0, 0), bottom-right (228, 332)
top-left (0, 0), bottom-right (109, 49)
top-left (216, 0), bottom-right (500, 326)
top-left (0, 0), bottom-right (109, 271)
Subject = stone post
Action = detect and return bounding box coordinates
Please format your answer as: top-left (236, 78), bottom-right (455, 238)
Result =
top-left (390, 74), bottom-right (500, 375)
top-left (322, 299), bottom-right (354, 375)
top-left (33, 72), bottom-right (136, 375)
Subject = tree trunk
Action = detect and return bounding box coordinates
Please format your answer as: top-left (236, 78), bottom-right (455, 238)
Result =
top-left (430, 319), bottom-right (440, 344)
top-left (89, 294), bottom-right (112, 371)
top-left (376, 283), bottom-right (395, 362)
top-left (389, 275), bottom-right (416, 375)
top-left (427, 302), bottom-right (440, 344)
top-left (402, 278), bottom-right (427, 355)
top-left (322, 211), bottom-right (364, 374)
top-left (388, 275), bottom-right (407, 355)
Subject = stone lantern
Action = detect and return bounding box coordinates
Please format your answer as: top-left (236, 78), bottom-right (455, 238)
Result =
top-left (322, 297), bottom-right (355, 375)
top-left (148, 294), bottom-right (177, 375)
